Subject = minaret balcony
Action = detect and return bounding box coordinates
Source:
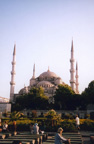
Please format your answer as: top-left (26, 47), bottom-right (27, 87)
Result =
top-left (76, 82), bottom-right (79, 85)
top-left (11, 71), bottom-right (16, 75)
top-left (70, 59), bottom-right (74, 62)
top-left (12, 62), bottom-right (16, 65)
top-left (70, 69), bottom-right (75, 72)
top-left (10, 82), bottom-right (15, 85)
top-left (70, 80), bottom-right (75, 83)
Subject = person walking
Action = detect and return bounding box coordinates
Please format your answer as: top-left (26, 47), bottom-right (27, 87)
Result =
top-left (75, 115), bottom-right (80, 130)
top-left (55, 127), bottom-right (71, 144)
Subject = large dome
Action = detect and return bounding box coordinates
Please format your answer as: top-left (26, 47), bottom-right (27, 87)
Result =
top-left (39, 69), bottom-right (58, 79)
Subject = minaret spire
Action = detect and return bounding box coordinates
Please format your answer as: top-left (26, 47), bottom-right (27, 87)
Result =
top-left (32, 64), bottom-right (35, 79)
top-left (75, 62), bottom-right (79, 94)
top-left (70, 39), bottom-right (75, 91)
top-left (10, 44), bottom-right (16, 102)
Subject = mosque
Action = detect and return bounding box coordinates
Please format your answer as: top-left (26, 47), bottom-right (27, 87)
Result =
top-left (10, 40), bottom-right (79, 103)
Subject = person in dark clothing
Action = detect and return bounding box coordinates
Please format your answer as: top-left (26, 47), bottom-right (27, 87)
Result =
top-left (13, 120), bottom-right (17, 132)
top-left (55, 127), bottom-right (71, 144)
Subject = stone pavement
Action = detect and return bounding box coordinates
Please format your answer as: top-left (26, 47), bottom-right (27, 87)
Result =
top-left (80, 131), bottom-right (94, 144)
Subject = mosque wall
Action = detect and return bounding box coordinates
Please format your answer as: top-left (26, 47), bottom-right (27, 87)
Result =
top-left (22, 109), bottom-right (91, 119)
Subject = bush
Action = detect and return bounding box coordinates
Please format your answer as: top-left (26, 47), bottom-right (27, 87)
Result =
top-left (84, 114), bottom-right (90, 119)
top-left (80, 120), bottom-right (94, 131)
top-left (61, 120), bottom-right (77, 132)
top-left (62, 113), bottom-right (74, 119)
top-left (1, 112), bottom-right (94, 132)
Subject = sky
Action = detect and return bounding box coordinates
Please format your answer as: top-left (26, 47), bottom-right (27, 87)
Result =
top-left (0, 0), bottom-right (94, 99)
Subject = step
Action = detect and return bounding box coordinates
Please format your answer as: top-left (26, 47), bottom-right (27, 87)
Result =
top-left (0, 141), bottom-right (30, 144)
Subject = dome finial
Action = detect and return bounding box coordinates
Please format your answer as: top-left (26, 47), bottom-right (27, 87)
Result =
top-left (48, 66), bottom-right (50, 72)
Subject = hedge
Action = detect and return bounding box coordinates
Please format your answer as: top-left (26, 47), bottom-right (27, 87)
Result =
top-left (1, 118), bottom-right (94, 132)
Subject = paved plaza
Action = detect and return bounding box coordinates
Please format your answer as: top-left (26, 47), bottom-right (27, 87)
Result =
top-left (80, 131), bottom-right (94, 144)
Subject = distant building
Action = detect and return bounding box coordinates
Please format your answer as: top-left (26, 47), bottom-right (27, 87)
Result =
top-left (0, 103), bottom-right (11, 113)
top-left (10, 40), bottom-right (79, 103)
top-left (0, 97), bottom-right (11, 113)
top-left (0, 96), bottom-right (9, 103)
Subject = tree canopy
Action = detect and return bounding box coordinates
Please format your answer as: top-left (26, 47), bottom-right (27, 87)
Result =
top-left (12, 80), bottom-right (94, 111)
top-left (12, 87), bottom-right (49, 111)
top-left (54, 84), bottom-right (75, 110)
top-left (81, 80), bottom-right (94, 107)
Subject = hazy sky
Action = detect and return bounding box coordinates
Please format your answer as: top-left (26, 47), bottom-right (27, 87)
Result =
top-left (0, 0), bottom-right (94, 99)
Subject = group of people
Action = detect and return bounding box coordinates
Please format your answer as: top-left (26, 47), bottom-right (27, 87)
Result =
top-left (30, 123), bottom-right (71, 144)
top-left (29, 115), bottom-right (80, 144)
top-left (0, 115), bottom-right (80, 144)
top-left (30, 123), bottom-right (39, 134)
top-left (30, 123), bottom-right (44, 134)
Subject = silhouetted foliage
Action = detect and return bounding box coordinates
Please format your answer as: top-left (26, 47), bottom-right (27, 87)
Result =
top-left (12, 87), bottom-right (49, 111)
top-left (12, 81), bottom-right (94, 111)
top-left (54, 84), bottom-right (76, 110)
top-left (81, 80), bottom-right (94, 109)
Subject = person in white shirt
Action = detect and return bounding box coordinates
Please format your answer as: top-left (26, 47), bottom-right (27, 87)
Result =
top-left (75, 115), bottom-right (80, 130)
top-left (3, 121), bottom-right (8, 132)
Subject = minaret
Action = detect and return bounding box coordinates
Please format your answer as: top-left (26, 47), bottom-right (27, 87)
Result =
top-left (10, 44), bottom-right (16, 102)
top-left (70, 40), bottom-right (75, 91)
top-left (30, 64), bottom-right (35, 86)
top-left (75, 62), bottom-right (79, 94)
top-left (32, 64), bottom-right (35, 79)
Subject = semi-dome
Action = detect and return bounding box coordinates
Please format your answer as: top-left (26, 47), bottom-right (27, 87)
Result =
top-left (37, 81), bottom-right (54, 88)
top-left (39, 69), bottom-right (58, 79)
top-left (55, 77), bottom-right (63, 85)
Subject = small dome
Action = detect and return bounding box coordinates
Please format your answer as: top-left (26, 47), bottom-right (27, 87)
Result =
top-left (19, 86), bottom-right (28, 94)
top-left (37, 81), bottom-right (54, 88)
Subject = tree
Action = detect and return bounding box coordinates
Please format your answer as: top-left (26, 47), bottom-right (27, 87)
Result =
top-left (54, 84), bottom-right (75, 110)
top-left (81, 80), bottom-right (94, 107)
top-left (28, 87), bottom-right (49, 109)
top-left (44, 109), bottom-right (61, 127)
top-left (12, 87), bottom-right (49, 111)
